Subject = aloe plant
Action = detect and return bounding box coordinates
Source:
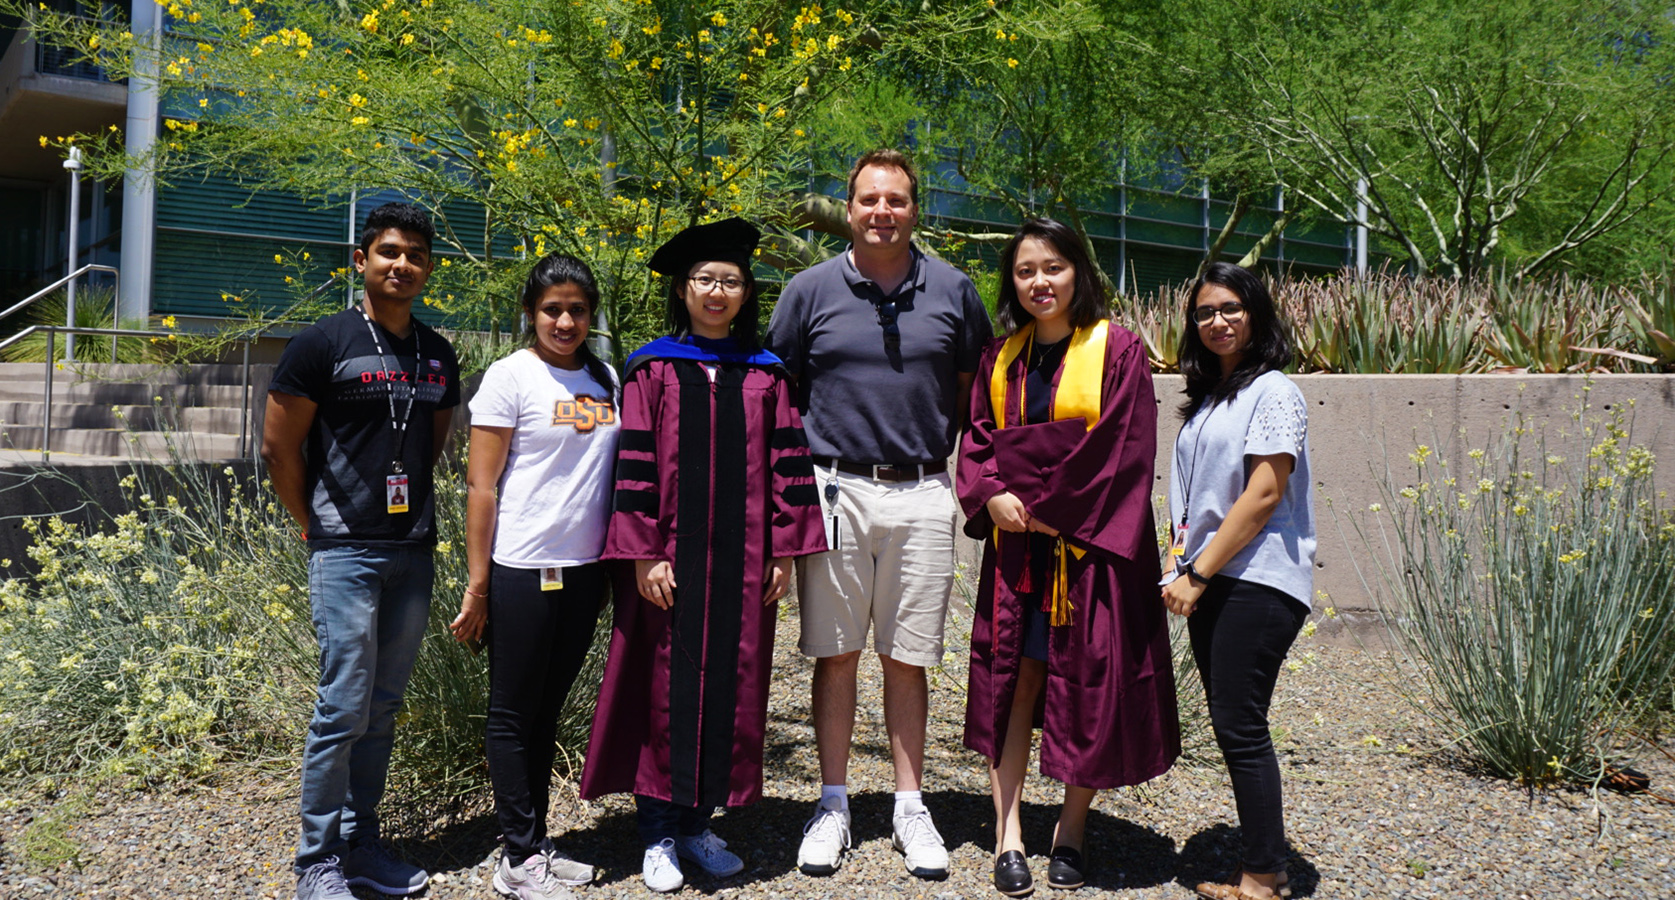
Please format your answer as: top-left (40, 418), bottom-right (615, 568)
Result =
top-left (1617, 267), bottom-right (1675, 370)
top-left (1122, 269), bottom-right (1664, 375)
top-left (1483, 273), bottom-right (1626, 373)
top-left (1124, 284), bottom-right (1186, 373)
top-left (0, 286), bottom-right (156, 364)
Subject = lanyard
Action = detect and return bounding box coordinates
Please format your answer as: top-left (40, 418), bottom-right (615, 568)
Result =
top-left (358, 309), bottom-right (423, 472)
top-left (1176, 405), bottom-right (1212, 529)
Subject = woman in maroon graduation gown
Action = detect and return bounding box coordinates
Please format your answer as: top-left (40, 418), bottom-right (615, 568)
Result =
top-left (957, 218), bottom-right (1180, 896)
top-left (578, 218), bottom-right (827, 893)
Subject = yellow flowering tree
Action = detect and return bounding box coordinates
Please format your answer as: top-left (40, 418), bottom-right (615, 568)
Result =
top-left (21, 0), bottom-right (1010, 350)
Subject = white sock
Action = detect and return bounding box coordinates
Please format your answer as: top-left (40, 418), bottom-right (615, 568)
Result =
top-left (894, 790), bottom-right (923, 816)
top-left (820, 784), bottom-right (849, 810)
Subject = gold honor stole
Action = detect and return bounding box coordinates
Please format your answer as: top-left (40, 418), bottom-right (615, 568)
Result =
top-left (987, 319), bottom-right (1109, 626)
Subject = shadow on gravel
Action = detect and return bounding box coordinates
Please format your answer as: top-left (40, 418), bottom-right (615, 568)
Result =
top-left (573, 797), bottom-right (811, 891)
top-left (1176, 824), bottom-right (1318, 897)
top-left (919, 788), bottom-right (1180, 890)
top-left (397, 810), bottom-right (500, 877)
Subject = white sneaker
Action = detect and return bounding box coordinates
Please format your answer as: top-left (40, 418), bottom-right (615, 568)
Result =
top-left (891, 800), bottom-right (949, 879)
top-left (642, 838), bottom-right (684, 893)
top-left (674, 829), bottom-right (744, 877)
top-left (535, 837), bottom-right (594, 886)
top-left (796, 796), bottom-right (851, 876)
top-left (492, 852), bottom-right (575, 900)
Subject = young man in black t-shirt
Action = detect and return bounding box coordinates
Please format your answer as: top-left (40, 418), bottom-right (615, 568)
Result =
top-left (262, 202), bottom-right (460, 900)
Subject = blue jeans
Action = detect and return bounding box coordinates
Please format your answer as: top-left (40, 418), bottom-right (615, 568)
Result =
top-left (296, 545), bottom-right (434, 871)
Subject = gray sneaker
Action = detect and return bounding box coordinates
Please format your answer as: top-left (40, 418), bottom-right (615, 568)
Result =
top-left (294, 857), bottom-right (354, 900)
top-left (536, 836), bottom-right (596, 886)
top-left (342, 838), bottom-right (429, 895)
top-left (494, 852), bottom-right (576, 900)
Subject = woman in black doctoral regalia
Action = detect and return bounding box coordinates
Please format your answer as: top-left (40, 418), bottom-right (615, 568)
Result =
top-left (578, 218), bottom-right (827, 893)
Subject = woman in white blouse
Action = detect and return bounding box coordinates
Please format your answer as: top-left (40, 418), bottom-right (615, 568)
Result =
top-left (1162, 262), bottom-right (1315, 900)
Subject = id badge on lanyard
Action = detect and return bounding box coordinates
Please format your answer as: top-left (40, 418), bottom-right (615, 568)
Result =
top-left (386, 460), bottom-right (409, 514)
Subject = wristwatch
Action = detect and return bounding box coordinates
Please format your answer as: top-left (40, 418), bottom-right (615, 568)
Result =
top-left (1183, 560), bottom-right (1211, 586)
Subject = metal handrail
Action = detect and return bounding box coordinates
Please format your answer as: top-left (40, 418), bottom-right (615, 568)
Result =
top-left (3, 325), bottom-right (255, 465)
top-left (0, 264), bottom-right (120, 324)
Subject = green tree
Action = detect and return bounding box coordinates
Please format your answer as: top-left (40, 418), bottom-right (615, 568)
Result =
top-left (1216, 0), bottom-right (1675, 279)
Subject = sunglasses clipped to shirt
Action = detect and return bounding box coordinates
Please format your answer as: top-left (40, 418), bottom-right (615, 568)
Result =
top-left (875, 298), bottom-right (901, 347)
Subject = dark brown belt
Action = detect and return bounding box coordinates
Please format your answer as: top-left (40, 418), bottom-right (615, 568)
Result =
top-left (811, 456), bottom-right (948, 483)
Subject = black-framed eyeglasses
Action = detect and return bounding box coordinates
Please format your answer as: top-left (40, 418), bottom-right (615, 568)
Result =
top-left (1192, 301), bottom-right (1247, 325)
top-left (689, 274), bottom-right (747, 294)
top-left (876, 299), bottom-right (901, 347)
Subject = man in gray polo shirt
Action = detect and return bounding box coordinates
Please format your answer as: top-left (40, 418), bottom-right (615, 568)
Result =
top-left (766, 149), bottom-right (992, 880)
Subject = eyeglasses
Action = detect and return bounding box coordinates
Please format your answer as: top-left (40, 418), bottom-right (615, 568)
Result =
top-left (876, 299), bottom-right (901, 347)
top-left (1192, 301), bottom-right (1247, 325)
top-left (689, 274), bottom-right (747, 294)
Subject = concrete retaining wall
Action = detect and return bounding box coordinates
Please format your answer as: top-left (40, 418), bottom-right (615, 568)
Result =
top-left (9, 374), bottom-right (1673, 638)
top-left (949, 375), bottom-right (1675, 632)
top-left (1152, 374), bottom-right (1675, 627)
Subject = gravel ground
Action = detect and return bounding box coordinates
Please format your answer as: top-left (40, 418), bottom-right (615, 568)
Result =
top-left (2, 602), bottom-right (1672, 899)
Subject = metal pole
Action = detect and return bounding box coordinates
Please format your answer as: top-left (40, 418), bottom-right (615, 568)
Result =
top-left (1276, 185), bottom-right (1287, 270)
top-left (42, 329), bottom-right (54, 463)
top-left (1117, 155), bottom-right (1128, 296)
top-left (1355, 176), bottom-right (1369, 276)
top-left (240, 339), bottom-right (251, 460)
top-left (1118, 155), bottom-right (1132, 294)
top-left (346, 188), bottom-right (359, 309)
top-left (64, 147), bottom-right (82, 362)
top-left (119, 0), bottom-right (160, 327)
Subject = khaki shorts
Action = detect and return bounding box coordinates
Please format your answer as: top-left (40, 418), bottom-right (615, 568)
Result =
top-left (796, 467), bottom-right (956, 667)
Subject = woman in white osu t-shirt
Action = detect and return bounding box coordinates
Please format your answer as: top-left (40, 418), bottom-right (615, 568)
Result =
top-left (449, 252), bottom-right (620, 897)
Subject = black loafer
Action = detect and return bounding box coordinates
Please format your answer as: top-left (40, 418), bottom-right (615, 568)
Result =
top-left (1047, 845), bottom-right (1084, 890)
top-left (994, 849), bottom-right (1033, 897)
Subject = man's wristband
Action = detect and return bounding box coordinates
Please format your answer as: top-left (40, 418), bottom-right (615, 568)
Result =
top-left (1184, 560), bottom-right (1212, 586)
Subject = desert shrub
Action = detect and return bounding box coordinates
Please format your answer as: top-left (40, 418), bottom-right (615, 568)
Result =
top-left (1350, 391), bottom-right (1675, 784)
top-left (0, 465), bottom-right (311, 785)
top-left (0, 447), bottom-right (607, 822)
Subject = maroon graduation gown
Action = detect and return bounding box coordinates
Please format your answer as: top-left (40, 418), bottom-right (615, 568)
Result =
top-left (578, 355), bottom-right (826, 808)
top-left (956, 324), bottom-right (1181, 789)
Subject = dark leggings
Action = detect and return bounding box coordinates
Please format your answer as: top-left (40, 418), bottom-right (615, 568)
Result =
top-left (1187, 576), bottom-right (1308, 875)
top-left (486, 562), bottom-right (605, 866)
top-left (635, 795), bottom-right (714, 846)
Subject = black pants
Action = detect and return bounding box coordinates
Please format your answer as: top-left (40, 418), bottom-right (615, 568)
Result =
top-left (635, 795), bottom-right (714, 846)
top-left (486, 562), bottom-right (605, 866)
top-left (1187, 576), bottom-right (1308, 875)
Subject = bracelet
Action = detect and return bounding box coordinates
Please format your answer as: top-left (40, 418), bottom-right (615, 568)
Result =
top-left (464, 587), bottom-right (488, 599)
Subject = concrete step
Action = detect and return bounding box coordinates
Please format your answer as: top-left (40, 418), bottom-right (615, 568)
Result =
top-left (0, 401), bottom-right (247, 433)
top-left (0, 425), bottom-right (246, 461)
top-left (0, 362), bottom-right (267, 386)
top-left (0, 380), bottom-right (254, 406)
